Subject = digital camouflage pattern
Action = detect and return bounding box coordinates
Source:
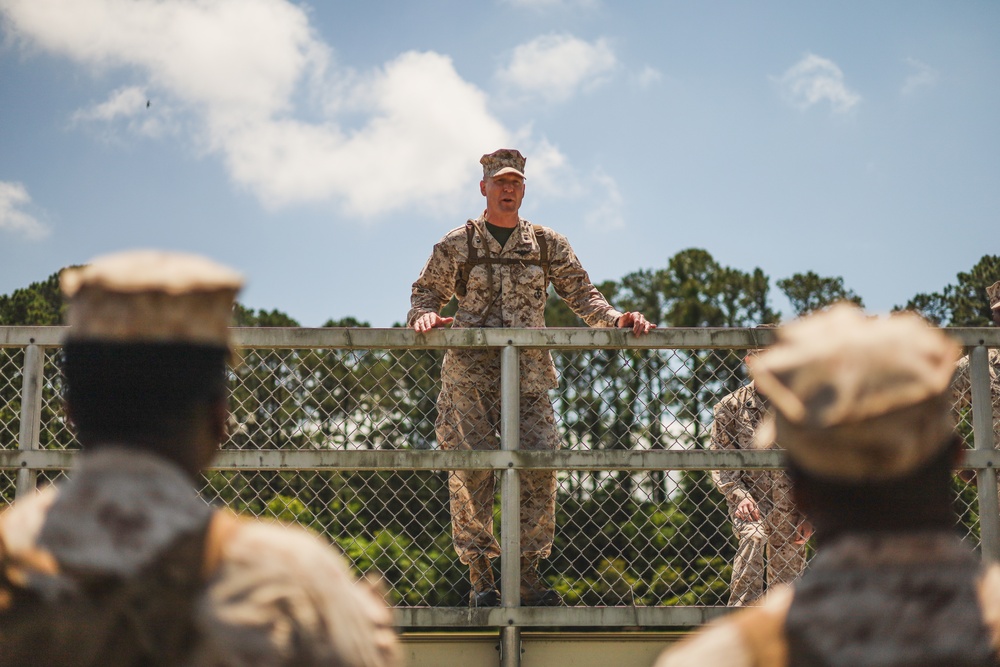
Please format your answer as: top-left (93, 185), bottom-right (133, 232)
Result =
top-left (435, 383), bottom-right (560, 563)
top-left (952, 348), bottom-right (1000, 448)
top-left (480, 148), bottom-right (526, 179)
top-left (656, 533), bottom-right (1000, 667)
top-left (710, 383), bottom-right (807, 606)
top-left (988, 280), bottom-right (1000, 310)
top-left (408, 215), bottom-right (622, 393)
top-left (411, 213), bottom-right (621, 570)
top-left (0, 449), bottom-right (400, 667)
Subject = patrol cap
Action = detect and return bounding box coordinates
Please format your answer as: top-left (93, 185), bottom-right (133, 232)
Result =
top-left (748, 304), bottom-right (961, 481)
top-left (988, 280), bottom-right (1000, 310)
top-left (60, 250), bottom-right (243, 347)
top-left (481, 148), bottom-right (526, 180)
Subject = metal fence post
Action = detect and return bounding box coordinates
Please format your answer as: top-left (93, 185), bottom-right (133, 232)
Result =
top-left (500, 344), bottom-right (521, 667)
top-left (16, 344), bottom-right (44, 498)
top-left (971, 345), bottom-right (1000, 561)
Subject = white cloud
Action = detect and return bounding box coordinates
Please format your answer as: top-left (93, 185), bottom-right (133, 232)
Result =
top-left (497, 33), bottom-right (617, 104)
top-left (71, 85), bottom-right (171, 138)
top-left (219, 51), bottom-right (512, 213)
top-left (584, 170), bottom-right (625, 231)
top-left (0, 0), bottom-right (552, 217)
top-left (901, 57), bottom-right (939, 96)
top-left (0, 181), bottom-right (49, 240)
top-left (632, 65), bottom-right (662, 89)
top-left (73, 85), bottom-right (147, 122)
top-left (773, 53), bottom-right (861, 114)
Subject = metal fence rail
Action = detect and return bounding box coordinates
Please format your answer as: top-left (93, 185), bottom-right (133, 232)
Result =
top-left (2, 325), bottom-right (999, 631)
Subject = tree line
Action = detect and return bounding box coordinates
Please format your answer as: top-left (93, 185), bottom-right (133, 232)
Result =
top-left (1, 250), bottom-right (996, 607)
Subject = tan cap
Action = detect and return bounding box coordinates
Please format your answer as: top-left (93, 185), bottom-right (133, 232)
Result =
top-left (748, 304), bottom-right (961, 481)
top-left (481, 148), bottom-right (526, 180)
top-left (61, 250), bottom-right (244, 346)
top-left (988, 280), bottom-right (1000, 310)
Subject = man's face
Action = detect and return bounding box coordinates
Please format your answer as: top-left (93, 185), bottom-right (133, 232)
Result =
top-left (480, 173), bottom-right (525, 214)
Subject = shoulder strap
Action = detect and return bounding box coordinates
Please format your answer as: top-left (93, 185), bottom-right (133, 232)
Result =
top-left (533, 225), bottom-right (550, 294)
top-left (455, 221), bottom-right (477, 298)
top-left (455, 222), bottom-right (550, 299)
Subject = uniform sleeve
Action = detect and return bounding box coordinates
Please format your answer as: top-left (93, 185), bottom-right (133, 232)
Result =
top-left (546, 231), bottom-right (622, 328)
top-left (194, 522), bottom-right (401, 667)
top-left (710, 397), bottom-right (753, 505)
top-left (407, 237), bottom-right (459, 327)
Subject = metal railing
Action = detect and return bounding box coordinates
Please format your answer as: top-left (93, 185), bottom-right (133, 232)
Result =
top-left (2, 325), bottom-right (999, 632)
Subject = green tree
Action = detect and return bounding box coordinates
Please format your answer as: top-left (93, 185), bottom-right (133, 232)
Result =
top-left (897, 255), bottom-right (1000, 326)
top-left (0, 270), bottom-right (67, 326)
top-left (776, 271), bottom-right (863, 317)
top-left (0, 269), bottom-right (75, 452)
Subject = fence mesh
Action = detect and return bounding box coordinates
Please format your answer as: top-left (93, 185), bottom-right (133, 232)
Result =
top-left (0, 341), bottom-right (989, 608)
top-left (0, 349), bottom-right (24, 450)
top-left (0, 470), bottom-right (15, 510)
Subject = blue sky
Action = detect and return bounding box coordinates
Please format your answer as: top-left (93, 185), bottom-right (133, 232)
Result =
top-left (1, 0), bottom-right (997, 327)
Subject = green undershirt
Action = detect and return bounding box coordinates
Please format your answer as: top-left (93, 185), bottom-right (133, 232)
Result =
top-left (484, 221), bottom-right (515, 249)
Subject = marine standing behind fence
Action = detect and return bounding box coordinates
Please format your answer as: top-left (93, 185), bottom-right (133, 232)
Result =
top-left (408, 148), bottom-right (655, 607)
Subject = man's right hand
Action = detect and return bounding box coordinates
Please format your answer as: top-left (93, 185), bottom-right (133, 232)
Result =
top-left (412, 312), bottom-right (454, 333)
top-left (735, 498), bottom-right (760, 522)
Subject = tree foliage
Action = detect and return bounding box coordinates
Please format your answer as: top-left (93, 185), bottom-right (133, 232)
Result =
top-left (897, 255), bottom-right (1000, 326)
top-left (777, 271), bottom-right (863, 317)
top-left (0, 269), bottom-right (68, 326)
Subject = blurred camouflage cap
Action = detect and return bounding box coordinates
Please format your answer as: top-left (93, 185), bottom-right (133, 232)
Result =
top-left (748, 304), bottom-right (961, 481)
top-left (61, 250), bottom-right (244, 347)
top-left (481, 148), bottom-right (526, 180)
top-left (988, 280), bottom-right (1000, 310)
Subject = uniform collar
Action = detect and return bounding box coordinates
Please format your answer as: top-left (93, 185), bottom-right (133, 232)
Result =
top-left (474, 213), bottom-right (534, 253)
top-left (38, 447), bottom-right (211, 576)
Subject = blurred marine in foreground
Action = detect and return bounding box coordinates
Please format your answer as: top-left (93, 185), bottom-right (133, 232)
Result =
top-left (0, 251), bottom-right (400, 667)
top-left (657, 304), bottom-right (1000, 667)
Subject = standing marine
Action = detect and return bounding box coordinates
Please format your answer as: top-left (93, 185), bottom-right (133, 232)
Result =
top-left (710, 350), bottom-right (809, 606)
top-left (408, 148), bottom-right (655, 606)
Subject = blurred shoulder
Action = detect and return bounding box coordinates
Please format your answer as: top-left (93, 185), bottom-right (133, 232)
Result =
top-left (654, 586), bottom-right (792, 667)
top-left (197, 518), bottom-right (400, 667)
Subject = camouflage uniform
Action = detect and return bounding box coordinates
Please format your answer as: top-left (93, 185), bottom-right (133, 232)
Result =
top-left (656, 533), bottom-right (1000, 667)
top-left (409, 214), bottom-right (622, 564)
top-left (952, 349), bottom-right (1000, 448)
top-left (710, 382), bottom-right (807, 606)
top-left (0, 449), bottom-right (400, 667)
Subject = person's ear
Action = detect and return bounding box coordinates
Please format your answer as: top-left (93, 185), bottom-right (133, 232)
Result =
top-left (63, 399), bottom-right (77, 432)
top-left (211, 396), bottom-right (229, 445)
top-left (480, 180), bottom-right (487, 196)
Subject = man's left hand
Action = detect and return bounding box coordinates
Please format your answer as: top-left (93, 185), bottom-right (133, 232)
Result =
top-left (617, 311), bottom-right (656, 336)
top-left (794, 519), bottom-right (814, 545)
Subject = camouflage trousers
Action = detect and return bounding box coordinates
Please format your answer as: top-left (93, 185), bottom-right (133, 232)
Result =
top-left (728, 475), bottom-right (808, 607)
top-left (435, 383), bottom-right (561, 565)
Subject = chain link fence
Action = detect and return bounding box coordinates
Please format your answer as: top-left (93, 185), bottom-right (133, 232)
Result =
top-left (1, 326), bottom-right (997, 627)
